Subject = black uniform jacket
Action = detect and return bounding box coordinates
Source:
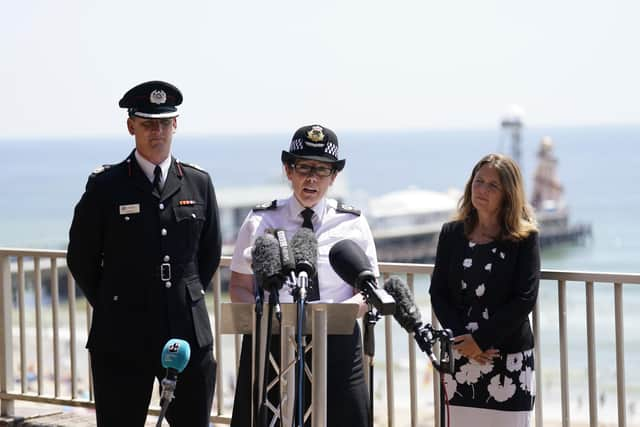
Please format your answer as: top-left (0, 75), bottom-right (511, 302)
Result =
top-left (67, 151), bottom-right (221, 356)
top-left (429, 220), bottom-right (540, 353)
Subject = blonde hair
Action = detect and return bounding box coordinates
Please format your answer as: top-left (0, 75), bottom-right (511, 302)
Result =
top-left (455, 153), bottom-right (538, 241)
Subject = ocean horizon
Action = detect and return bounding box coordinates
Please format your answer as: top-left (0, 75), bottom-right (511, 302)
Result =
top-left (2, 124), bottom-right (639, 272)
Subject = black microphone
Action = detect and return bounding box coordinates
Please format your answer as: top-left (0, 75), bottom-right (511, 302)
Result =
top-left (252, 232), bottom-right (283, 292)
top-left (290, 228), bottom-right (317, 276)
top-left (328, 239), bottom-right (395, 315)
top-left (252, 232), bottom-right (283, 318)
top-left (290, 228), bottom-right (317, 301)
top-left (383, 276), bottom-right (454, 373)
top-left (383, 276), bottom-right (423, 331)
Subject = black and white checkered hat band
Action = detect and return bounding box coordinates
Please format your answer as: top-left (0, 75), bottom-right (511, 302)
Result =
top-left (290, 139), bottom-right (305, 152)
top-left (289, 139), bottom-right (339, 160)
top-left (325, 142), bottom-right (338, 157)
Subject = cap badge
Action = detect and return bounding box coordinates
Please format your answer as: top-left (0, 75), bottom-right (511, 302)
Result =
top-left (306, 126), bottom-right (325, 143)
top-left (150, 89), bottom-right (167, 105)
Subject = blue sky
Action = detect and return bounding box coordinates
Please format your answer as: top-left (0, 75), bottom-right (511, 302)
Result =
top-left (2, 0), bottom-right (639, 137)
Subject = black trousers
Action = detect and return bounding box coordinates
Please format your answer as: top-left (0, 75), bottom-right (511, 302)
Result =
top-left (90, 346), bottom-right (216, 427)
top-left (231, 323), bottom-right (369, 427)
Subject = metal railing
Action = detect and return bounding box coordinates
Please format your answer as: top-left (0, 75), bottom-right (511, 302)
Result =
top-left (1, 248), bottom-right (639, 426)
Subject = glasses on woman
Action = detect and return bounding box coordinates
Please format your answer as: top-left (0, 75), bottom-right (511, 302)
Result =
top-left (290, 163), bottom-right (335, 178)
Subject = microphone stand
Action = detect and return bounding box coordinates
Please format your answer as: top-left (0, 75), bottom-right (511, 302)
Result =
top-left (293, 271), bottom-right (308, 427)
top-left (156, 370), bottom-right (177, 427)
top-left (253, 282), bottom-right (264, 427)
top-left (362, 303), bottom-right (380, 427)
top-left (413, 325), bottom-right (454, 427)
top-left (259, 290), bottom-right (279, 427)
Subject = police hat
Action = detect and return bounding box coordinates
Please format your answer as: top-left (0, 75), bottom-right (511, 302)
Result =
top-left (119, 81), bottom-right (182, 119)
top-left (281, 124), bottom-right (346, 171)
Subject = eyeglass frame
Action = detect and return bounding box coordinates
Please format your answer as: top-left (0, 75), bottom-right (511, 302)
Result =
top-left (288, 162), bottom-right (336, 178)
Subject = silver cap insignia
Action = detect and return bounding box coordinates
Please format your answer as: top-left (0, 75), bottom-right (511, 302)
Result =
top-left (150, 90), bottom-right (167, 105)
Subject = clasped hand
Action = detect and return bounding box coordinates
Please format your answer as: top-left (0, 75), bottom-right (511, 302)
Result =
top-left (453, 334), bottom-right (499, 365)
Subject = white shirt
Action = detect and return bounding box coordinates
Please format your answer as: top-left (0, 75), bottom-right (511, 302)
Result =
top-left (230, 195), bottom-right (380, 303)
top-left (134, 150), bottom-right (172, 190)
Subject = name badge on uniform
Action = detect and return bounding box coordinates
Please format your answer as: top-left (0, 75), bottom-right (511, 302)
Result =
top-left (119, 204), bottom-right (141, 215)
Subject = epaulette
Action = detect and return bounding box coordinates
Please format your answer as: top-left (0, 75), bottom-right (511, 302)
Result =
top-left (253, 200), bottom-right (278, 212)
top-left (336, 203), bottom-right (361, 216)
top-left (90, 164), bottom-right (113, 178)
top-left (179, 161), bottom-right (207, 173)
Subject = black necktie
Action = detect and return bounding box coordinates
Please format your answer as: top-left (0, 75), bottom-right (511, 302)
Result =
top-left (153, 165), bottom-right (162, 194)
top-left (300, 208), bottom-right (320, 301)
top-left (301, 208), bottom-right (314, 231)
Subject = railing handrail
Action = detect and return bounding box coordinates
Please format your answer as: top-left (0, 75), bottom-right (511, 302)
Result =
top-left (0, 248), bottom-right (68, 257)
top-left (4, 249), bottom-right (640, 284)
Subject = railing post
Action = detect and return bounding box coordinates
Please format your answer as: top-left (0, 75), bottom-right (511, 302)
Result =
top-left (0, 254), bottom-right (15, 416)
top-left (212, 268), bottom-right (224, 415)
top-left (558, 279), bottom-right (570, 427)
top-left (533, 300), bottom-right (543, 427)
top-left (614, 282), bottom-right (627, 427)
top-left (585, 281), bottom-right (598, 427)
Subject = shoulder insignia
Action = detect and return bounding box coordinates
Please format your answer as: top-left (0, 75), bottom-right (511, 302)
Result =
top-left (179, 160), bottom-right (206, 173)
top-left (253, 200), bottom-right (278, 211)
top-left (336, 203), bottom-right (361, 216)
top-left (90, 164), bottom-right (112, 177)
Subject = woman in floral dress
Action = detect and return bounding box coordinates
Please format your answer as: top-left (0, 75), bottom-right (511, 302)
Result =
top-left (430, 153), bottom-right (540, 427)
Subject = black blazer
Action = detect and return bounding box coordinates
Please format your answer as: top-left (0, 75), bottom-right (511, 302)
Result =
top-left (67, 151), bottom-right (222, 356)
top-left (429, 220), bottom-right (540, 353)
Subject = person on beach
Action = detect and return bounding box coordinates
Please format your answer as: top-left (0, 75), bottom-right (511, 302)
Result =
top-left (67, 80), bottom-right (221, 426)
top-left (228, 124), bottom-right (377, 426)
top-left (430, 153), bottom-right (540, 426)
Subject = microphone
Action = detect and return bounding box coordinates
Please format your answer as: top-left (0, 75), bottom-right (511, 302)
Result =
top-left (290, 228), bottom-right (318, 301)
top-left (252, 232), bottom-right (284, 319)
top-left (328, 239), bottom-right (395, 315)
top-left (157, 338), bottom-right (191, 425)
top-left (290, 228), bottom-right (317, 276)
top-left (383, 276), bottom-right (454, 373)
top-left (382, 276), bottom-right (423, 332)
top-left (252, 232), bottom-right (283, 292)
top-left (161, 338), bottom-right (191, 373)
top-left (274, 229), bottom-right (295, 278)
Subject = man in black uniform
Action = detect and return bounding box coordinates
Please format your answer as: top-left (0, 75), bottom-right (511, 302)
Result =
top-left (67, 80), bottom-right (221, 426)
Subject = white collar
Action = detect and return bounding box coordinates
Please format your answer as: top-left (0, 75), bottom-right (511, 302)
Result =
top-left (287, 195), bottom-right (327, 225)
top-left (134, 151), bottom-right (172, 185)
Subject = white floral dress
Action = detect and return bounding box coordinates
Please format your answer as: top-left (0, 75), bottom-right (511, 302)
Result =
top-left (443, 240), bottom-right (535, 426)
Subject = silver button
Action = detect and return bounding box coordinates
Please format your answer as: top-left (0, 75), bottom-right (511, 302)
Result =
top-left (159, 203), bottom-right (165, 210)
top-left (124, 216), bottom-right (130, 221)
top-left (191, 213), bottom-right (197, 218)
top-left (163, 255), bottom-right (170, 262)
top-left (200, 290), bottom-right (205, 295)
top-left (161, 228), bottom-right (167, 236)
top-left (113, 295), bottom-right (119, 301)
top-left (165, 281), bottom-right (172, 289)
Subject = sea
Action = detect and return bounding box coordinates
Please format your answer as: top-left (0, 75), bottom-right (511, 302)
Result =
top-left (1, 125), bottom-right (639, 423)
